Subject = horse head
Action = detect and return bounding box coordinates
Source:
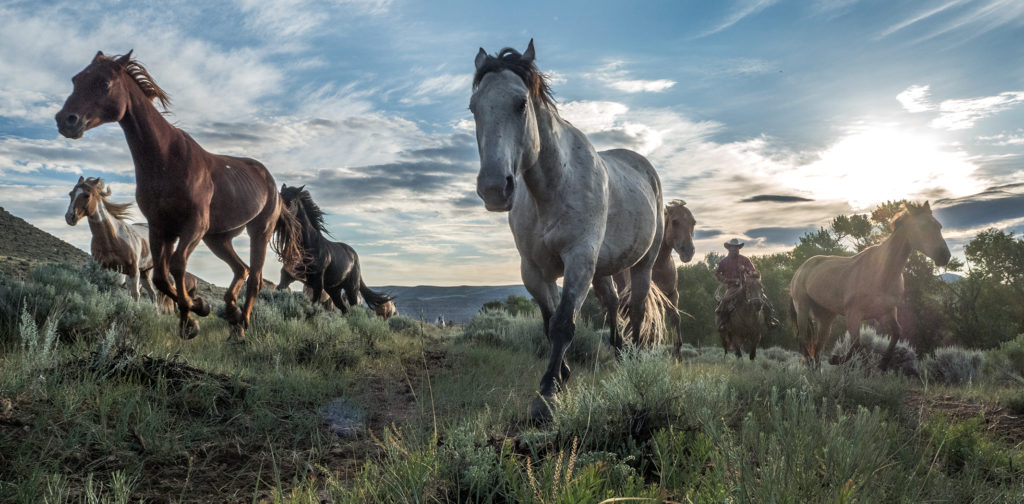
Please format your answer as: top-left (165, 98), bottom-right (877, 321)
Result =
top-left (665, 200), bottom-right (696, 262)
top-left (65, 176), bottom-right (104, 225)
top-left (56, 51), bottom-right (168, 139)
top-left (470, 39), bottom-right (553, 212)
top-left (280, 184), bottom-right (306, 214)
top-left (893, 201), bottom-right (951, 267)
top-left (742, 270), bottom-right (765, 308)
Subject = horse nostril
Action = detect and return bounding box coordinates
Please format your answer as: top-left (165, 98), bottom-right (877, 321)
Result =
top-left (65, 114), bottom-right (79, 126)
top-left (504, 175), bottom-right (514, 196)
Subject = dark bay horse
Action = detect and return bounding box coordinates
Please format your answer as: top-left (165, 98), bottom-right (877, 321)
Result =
top-left (613, 199), bottom-right (696, 353)
top-left (471, 40), bottom-right (666, 422)
top-left (789, 202), bottom-right (951, 369)
top-left (275, 185), bottom-right (393, 314)
top-left (718, 270), bottom-right (765, 360)
top-left (55, 51), bottom-right (303, 340)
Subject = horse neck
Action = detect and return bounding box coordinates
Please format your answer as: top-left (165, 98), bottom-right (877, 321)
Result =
top-left (526, 104), bottom-right (592, 205)
top-left (86, 200), bottom-right (121, 250)
top-left (875, 225), bottom-right (913, 280)
top-left (117, 84), bottom-right (181, 170)
top-left (656, 238), bottom-right (675, 263)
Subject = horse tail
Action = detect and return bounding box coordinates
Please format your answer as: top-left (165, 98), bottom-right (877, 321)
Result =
top-left (359, 280), bottom-right (392, 310)
top-left (616, 280), bottom-right (669, 346)
top-left (272, 201), bottom-right (305, 276)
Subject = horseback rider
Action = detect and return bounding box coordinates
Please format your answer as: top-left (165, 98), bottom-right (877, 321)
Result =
top-left (714, 239), bottom-right (779, 331)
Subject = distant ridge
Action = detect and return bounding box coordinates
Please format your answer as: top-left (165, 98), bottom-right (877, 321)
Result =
top-left (374, 284), bottom-right (530, 323)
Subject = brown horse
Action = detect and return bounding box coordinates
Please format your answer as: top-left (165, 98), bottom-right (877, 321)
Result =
top-left (789, 202), bottom-right (950, 369)
top-left (718, 270), bottom-right (765, 360)
top-left (55, 51), bottom-right (303, 340)
top-left (613, 199), bottom-right (696, 353)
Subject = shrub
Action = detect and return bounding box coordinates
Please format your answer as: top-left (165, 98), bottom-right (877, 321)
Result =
top-left (387, 314), bottom-right (420, 333)
top-left (983, 334), bottom-right (1024, 382)
top-left (832, 327), bottom-right (918, 375)
top-left (458, 310), bottom-right (607, 366)
top-left (921, 346), bottom-right (984, 385)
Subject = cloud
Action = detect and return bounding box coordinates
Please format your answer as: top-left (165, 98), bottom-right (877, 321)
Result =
top-left (929, 91), bottom-right (1024, 130)
top-left (696, 0), bottom-right (779, 38)
top-left (585, 62), bottom-right (676, 94)
top-left (400, 72), bottom-right (473, 105)
top-left (877, 0), bottom-right (970, 39)
top-left (740, 195), bottom-right (814, 203)
top-left (933, 183), bottom-right (1024, 230)
top-left (897, 85), bottom-right (935, 113)
top-left (237, 0), bottom-right (392, 40)
top-left (745, 225), bottom-right (818, 245)
top-left (978, 131), bottom-right (1024, 146)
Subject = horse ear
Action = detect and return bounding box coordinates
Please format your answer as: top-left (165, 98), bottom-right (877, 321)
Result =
top-left (475, 48), bottom-right (488, 71)
top-left (77, 175), bottom-right (84, 184)
top-left (523, 39), bottom-right (535, 62)
top-left (924, 201), bottom-right (931, 212)
top-left (92, 51), bottom-right (105, 62)
top-left (115, 50), bottom-right (133, 67)
top-left (298, 185), bottom-right (306, 192)
top-left (281, 183), bottom-right (286, 192)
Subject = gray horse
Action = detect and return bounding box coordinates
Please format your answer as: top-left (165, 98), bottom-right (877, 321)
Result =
top-left (471, 40), bottom-right (667, 422)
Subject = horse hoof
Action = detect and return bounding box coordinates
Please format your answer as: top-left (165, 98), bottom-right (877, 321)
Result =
top-left (227, 325), bottom-right (246, 344)
top-left (180, 318), bottom-right (199, 340)
top-left (528, 395), bottom-right (554, 425)
top-left (192, 297), bottom-right (211, 317)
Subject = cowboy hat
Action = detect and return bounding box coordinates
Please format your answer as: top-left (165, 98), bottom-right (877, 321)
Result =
top-left (724, 238), bottom-right (744, 248)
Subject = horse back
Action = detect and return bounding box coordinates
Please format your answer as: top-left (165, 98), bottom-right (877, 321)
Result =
top-left (206, 154), bottom-right (277, 234)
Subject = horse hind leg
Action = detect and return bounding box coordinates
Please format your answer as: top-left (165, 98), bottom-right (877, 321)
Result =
top-left (203, 233), bottom-right (248, 324)
top-left (592, 275), bottom-right (621, 352)
top-left (236, 216), bottom-right (276, 340)
top-left (168, 225), bottom-right (206, 340)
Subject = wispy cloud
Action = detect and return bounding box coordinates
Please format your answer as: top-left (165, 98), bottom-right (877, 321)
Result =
top-left (897, 84), bottom-right (935, 113)
top-left (696, 0), bottom-right (779, 38)
top-left (978, 131), bottom-right (1024, 146)
top-left (930, 91), bottom-right (1024, 130)
top-left (877, 0), bottom-right (969, 39)
top-left (586, 61), bottom-right (676, 94)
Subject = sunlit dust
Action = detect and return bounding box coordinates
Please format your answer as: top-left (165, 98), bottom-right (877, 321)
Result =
top-left (780, 125), bottom-right (983, 209)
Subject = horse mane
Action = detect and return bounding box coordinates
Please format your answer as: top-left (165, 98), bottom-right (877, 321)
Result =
top-left (77, 177), bottom-right (135, 220)
top-left (291, 187), bottom-right (330, 236)
top-left (473, 48), bottom-right (556, 109)
top-left (666, 199), bottom-right (687, 209)
top-left (114, 54), bottom-right (171, 110)
top-left (891, 201), bottom-right (931, 231)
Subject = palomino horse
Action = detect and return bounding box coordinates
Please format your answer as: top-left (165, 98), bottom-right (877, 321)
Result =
top-left (718, 270), bottom-right (766, 360)
top-left (55, 51), bottom-right (303, 340)
top-left (471, 40), bottom-right (666, 422)
top-left (789, 202), bottom-right (950, 369)
top-left (275, 185), bottom-right (393, 314)
top-left (65, 176), bottom-right (158, 302)
top-left (613, 199), bottom-right (696, 353)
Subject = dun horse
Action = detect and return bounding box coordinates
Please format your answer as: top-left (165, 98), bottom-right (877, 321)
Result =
top-left (614, 199), bottom-right (696, 353)
top-left (789, 202), bottom-right (950, 369)
top-left (718, 270), bottom-right (766, 360)
top-left (55, 51), bottom-right (303, 340)
top-left (65, 176), bottom-right (158, 302)
top-left (471, 40), bottom-right (667, 422)
top-left (276, 185), bottom-right (393, 315)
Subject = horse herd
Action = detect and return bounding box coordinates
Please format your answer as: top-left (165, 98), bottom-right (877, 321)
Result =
top-left (54, 41), bottom-right (952, 422)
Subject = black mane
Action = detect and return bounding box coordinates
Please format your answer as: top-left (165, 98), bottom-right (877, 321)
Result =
top-left (282, 186), bottom-right (330, 237)
top-left (473, 48), bottom-right (556, 108)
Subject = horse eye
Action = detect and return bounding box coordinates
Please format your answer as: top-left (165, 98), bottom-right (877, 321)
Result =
top-left (516, 99), bottom-right (527, 113)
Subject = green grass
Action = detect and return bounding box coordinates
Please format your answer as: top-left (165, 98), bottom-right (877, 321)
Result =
top-left (1, 263), bottom-right (1023, 502)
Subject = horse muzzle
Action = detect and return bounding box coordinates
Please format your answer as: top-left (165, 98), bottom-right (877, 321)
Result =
top-left (932, 247), bottom-right (952, 267)
top-left (55, 111), bottom-right (86, 139)
top-left (65, 211), bottom-right (80, 226)
top-left (677, 244), bottom-right (696, 263)
top-left (476, 173), bottom-right (515, 212)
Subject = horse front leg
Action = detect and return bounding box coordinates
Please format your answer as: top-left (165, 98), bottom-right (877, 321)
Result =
top-left (127, 264), bottom-right (141, 301)
top-left (529, 252), bottom-right (595, 424)
top-left (837, 311), bottom-right (863, 365)
top-left (203, 233), bottom-right (248, 324)
top-left (169, 223), bottom-right (206, 340)
top-left (235, 218), bottom-right (276, 340)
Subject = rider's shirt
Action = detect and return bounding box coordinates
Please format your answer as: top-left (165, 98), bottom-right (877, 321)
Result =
top-left (715, 254), bottom-right (756, 284)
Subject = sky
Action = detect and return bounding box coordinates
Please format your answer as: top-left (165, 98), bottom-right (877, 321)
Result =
top-left (0, 0), bottom-right (1022, 287)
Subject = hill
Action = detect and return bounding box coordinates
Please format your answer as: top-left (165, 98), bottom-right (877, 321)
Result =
top-left (375, 284), bottom-right (530, 322)
top-left (0, 206), bottom-right (222, 300)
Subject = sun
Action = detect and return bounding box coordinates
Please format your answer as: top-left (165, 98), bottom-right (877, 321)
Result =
top-left (780, 124), bottom-right (983, 209)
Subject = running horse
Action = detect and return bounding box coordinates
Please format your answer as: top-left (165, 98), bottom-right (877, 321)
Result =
top-left (789, 202), bottom-right (950, 369)
top-left (718, 269), bottom-right (765, 360)
top-left (471, 40), bottom-right (666, 422)
top-left (276, 185), bottom-right (393, 315)
top-left (55, 51), bottom-right (303, 340)
top-left (613, 199), bottom-right (696, 353)
top-left (65, 176), bottom-right (159, 303)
